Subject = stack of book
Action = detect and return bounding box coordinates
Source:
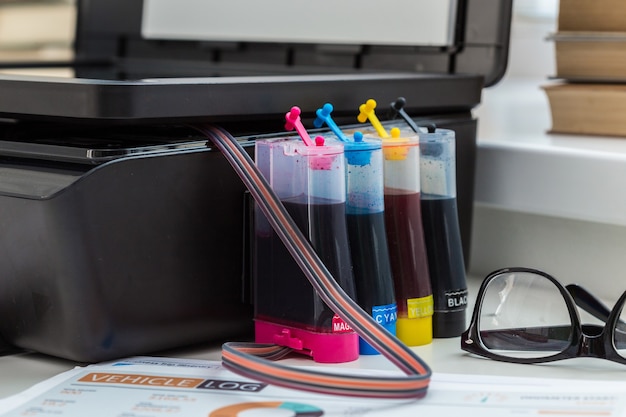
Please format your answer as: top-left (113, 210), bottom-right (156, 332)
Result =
top-left (543, 0), bottom-right (626, 137)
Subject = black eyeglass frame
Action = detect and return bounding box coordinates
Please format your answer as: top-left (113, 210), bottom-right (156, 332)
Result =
top-left (461, 267), bottom-right (626, 365)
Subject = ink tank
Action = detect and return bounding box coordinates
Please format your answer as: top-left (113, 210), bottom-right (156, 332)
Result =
top-left (358, 99), bottom-right (433, 346)
top-left (380, 128), bottom-right (434, 346)
top-left (419, 128), bottom-right (468, 337)
top-left (343, 132), bottom-right (398, 354)
top-left (314, 103), bottom-right (398, 355)
top-left (253, 121), bottom-right (359, 363)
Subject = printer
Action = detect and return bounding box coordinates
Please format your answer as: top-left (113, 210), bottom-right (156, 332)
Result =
top-left (0, 0), bottom-right (512, 361)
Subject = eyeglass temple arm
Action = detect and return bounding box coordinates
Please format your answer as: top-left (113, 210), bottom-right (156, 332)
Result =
top-left (565, 284), bottom-right (611, 322)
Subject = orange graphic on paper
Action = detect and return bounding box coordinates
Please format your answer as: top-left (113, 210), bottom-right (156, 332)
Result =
top-left (210, 402), bottom-right (282, 417)
top-left (210, 401), bottom-right (324, 417)
top-left (78, 373), bottom-right (204, 389)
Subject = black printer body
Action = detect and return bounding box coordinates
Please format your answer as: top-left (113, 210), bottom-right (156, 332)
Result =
top-left (0, 0), bottom-right (512, 361)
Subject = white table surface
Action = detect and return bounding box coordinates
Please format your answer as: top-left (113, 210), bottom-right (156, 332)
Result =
top-left (2, 275), bottom-right (625, 401)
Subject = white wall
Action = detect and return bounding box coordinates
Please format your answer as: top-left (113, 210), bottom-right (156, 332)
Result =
top-left (503, 1), bottom-right (558, 79)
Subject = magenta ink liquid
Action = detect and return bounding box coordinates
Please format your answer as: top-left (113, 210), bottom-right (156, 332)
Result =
top-left (255, 197), bottom-right (355, 331)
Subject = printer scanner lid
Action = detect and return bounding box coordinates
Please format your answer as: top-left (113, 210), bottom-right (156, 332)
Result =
top-left (0, 0), bottom-right (512, 123)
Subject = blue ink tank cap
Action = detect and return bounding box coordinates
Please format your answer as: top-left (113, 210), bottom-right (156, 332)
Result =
top-left (343, 131), bottom-right (380, 166)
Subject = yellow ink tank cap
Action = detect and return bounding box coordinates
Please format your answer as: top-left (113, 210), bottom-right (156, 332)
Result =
top-left (396, 315), bottom-right (433, 346)
top-left (382, 128), bottom-right (411, 161)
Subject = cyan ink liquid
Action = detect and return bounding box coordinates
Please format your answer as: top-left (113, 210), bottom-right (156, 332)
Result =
top-left (347, 210), bottom-right (397, 354)
top-left (346, 211), bottom-right (395, 310)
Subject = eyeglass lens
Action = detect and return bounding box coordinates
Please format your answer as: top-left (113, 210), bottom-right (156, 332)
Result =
top-left (478, 271), bottom-right (573, 359)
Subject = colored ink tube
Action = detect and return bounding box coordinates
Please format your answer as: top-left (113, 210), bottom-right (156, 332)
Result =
top-left (253, 107), bottom-right (359, 363)
top-left (419, 128), bottom-right (468, 338)
top-left (380, 129), bottom-right (433, 346)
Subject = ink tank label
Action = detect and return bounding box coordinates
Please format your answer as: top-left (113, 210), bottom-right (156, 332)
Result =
top-left (406, 295), bottom-right (434, 319)
top-left (332, 314), bottom-right (353, 333)
top-left (372, 304), bottom-right (397, 326)
top-left (444, 289), bottom-right (468, 311)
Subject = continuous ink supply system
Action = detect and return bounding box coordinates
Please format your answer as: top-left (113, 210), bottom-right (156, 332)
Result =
top-left (315, 103), bottom-right (397, 355)
top-left (359, 100), bottom-right (433, 346)
top-left (253, 107), bottom-right (358, 363)
top-left (202, 125), bottom-right (432, 398)
top-left (419, 128), bottom-right (468, 337)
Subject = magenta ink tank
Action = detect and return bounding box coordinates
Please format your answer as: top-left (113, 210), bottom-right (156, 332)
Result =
top-left (253, 135), bottom-right (359, 363)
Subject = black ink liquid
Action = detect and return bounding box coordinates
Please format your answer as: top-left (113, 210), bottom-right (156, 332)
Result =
top-left (421, 195), bottom-right (467, 337)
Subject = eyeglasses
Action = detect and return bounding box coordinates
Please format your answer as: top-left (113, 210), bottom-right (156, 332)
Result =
top-left (461, 267), bottom-right (626, 364)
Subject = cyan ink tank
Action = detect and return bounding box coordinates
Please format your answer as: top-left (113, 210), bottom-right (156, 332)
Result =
top-left (315, 101), bottom-right (397, 355)
top-left (342, 132), bottom-right (397, 355)
top-left (253, 135), bottom-right (359, 363)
